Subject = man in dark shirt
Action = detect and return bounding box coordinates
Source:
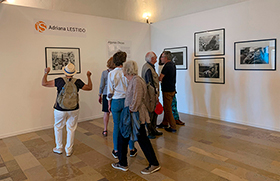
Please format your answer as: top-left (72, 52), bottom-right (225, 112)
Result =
top-left (42, 63), bottom-right (92, 156)
top-left (158, 51), bottom-right (177, 132)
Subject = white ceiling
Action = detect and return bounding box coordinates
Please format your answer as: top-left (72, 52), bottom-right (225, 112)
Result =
top-left (2, 0), bottom-right (249, 23)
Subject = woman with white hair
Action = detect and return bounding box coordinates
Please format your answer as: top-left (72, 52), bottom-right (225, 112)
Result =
top-left (111, 60), bottom-right (160, 175)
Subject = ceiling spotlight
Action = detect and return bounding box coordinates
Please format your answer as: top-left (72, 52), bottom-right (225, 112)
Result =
top-left (142, 13), bottom-right (151, 24)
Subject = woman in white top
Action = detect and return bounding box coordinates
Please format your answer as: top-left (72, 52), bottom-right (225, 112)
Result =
top-left (107, 51), bottom-right (137, 159)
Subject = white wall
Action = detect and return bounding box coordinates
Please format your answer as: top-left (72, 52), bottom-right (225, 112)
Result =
top-left (151, 0), bottom-right (280, 131)
top-left (0, 4), bottom-right (150, 138)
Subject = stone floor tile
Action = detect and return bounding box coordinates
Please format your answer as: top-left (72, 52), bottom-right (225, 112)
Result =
top-left (72, 143), bottom-right (93, 156)
top-left (24, 165), bottom-right (53, 180)
top-left (38, 155), bottom-right (67, 171)
top-left (76, 150), bottom-right (112, 170)
top-left (0, 177), bottom-right (13, 181)
top-left (4, 160), bottom-right (21, 172)
top-left (40, 134), bottom-right (53, 142)
top-left (9, 169), bottom-right (27, 181)
top-left (0, 148), bottom-right (14, 163)
top-left (14, 152), bottom-right (41, 171)
top-left (73, 161), bottom-right (87, 169)
top-left (2, 137), bottom-right (22, 148)
top-left (0, 174), bottom-right (11, 181)
top-left (47, 163), bottom-right (83, 180)
top-left (0, 167), bottom-right (8, 176)
top-left (17, 132), bottom-right (40, 142)
top-left (7, 144), bottom-right (29, 157)
top-left (79, 166), bottom-right (104, 180)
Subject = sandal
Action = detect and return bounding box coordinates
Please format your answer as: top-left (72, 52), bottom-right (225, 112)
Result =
top-left (102, 130), bottom-right (108, 137)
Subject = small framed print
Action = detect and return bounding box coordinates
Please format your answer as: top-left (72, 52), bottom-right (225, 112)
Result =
top-left (164, 46), bottom-right (188, 70)
top-left (45, 47), bottom-right (81, 75)
top-left (234, 38), bottom-right (276, 71)
top-left (194, 28), bottom-right (225, 57)
top-left (194, 57), bottom-right (225, 84)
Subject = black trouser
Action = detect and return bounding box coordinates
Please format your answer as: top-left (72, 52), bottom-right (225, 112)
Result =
top-left (147, 111), bottom-right (158, 135)
top-left (118, 124), bottom-right (159, 167)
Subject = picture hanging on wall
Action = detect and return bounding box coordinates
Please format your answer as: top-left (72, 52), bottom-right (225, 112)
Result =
top-left (194, 57), bottom-right (225, 84)
top-left (164, 46), bottom-right (188, 70)
top-left (45, 47), bottom-right (81, 75)
top-left (234, 38), bottom-right (276, 71)
top-left (194, 28), bottom-right (225, 57)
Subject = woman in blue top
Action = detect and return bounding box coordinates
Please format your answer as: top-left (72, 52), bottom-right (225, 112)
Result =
top-left (98, 57), bottom-right (116, 136)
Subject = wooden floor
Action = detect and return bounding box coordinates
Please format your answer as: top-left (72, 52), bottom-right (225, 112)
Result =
top-left (1, 113), bottom-right (280, 181)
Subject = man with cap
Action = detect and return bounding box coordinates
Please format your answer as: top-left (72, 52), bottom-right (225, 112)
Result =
top-left (42, 63), bottom-right (92, 157)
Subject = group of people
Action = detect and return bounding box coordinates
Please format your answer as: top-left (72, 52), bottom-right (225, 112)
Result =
top-left (42, 50), bottom-right (185, 175)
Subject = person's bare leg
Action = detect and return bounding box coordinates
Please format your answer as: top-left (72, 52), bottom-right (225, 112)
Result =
top-left (102, 112), bottom-right (110, 136)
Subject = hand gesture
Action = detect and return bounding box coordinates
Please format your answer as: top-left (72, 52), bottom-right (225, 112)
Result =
top-left (44, 67), bottom-right (50, 74)
top-left (87, 71), bottom-right (92, 77)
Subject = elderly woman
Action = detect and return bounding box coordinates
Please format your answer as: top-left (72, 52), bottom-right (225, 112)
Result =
top-left (111, 60), bottom-right (161, 175)
top-left (107, 51), bottom-right (137, 158)
top-left (98, 57), bottom-right (116, 137)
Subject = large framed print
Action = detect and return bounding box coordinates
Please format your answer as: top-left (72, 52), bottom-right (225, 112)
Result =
top-left (194, 57), bottom-right (225, 84)
top-left (234, 39), bottom-right (276, 71)
top-left (45, 47), bottom-right (81, 75)
top-left (194, 28), bottom-right (225, 57)
top-left (164, 46), bottom-right (188, 70)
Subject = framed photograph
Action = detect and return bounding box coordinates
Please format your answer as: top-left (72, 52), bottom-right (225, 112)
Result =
top-left (234, 39), bottom-right (276, 71)
top-left (194, 57), bottom-right (225, 84)
top-left (45, 47), bottom-right (81, 75)
top-left (164, 46), bottom-right (188, 70)
top-left (194, 28), bottom-right (225, 57)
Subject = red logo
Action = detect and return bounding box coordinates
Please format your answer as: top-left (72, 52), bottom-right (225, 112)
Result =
top-left (35, 21), bottom-right (47, 33)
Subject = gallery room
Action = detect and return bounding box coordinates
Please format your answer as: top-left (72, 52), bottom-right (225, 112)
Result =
top-left (0, 0), bottom-right (280, 180)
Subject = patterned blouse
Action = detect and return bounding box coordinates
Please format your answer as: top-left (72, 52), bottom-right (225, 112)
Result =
top-left (124, 75), bottom-right (150, 124)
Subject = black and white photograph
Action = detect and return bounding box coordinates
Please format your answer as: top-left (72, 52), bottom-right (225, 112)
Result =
top-left (164, 46), bottom-right (188, 70)
top-left (194, 28), bottom-right (225, 57)
top-left (45, 47), bottom-right (81, 75)
top-left (194, 57), bottom-right (225, 84)
top-left (234, 39), bottom-right (276, 70)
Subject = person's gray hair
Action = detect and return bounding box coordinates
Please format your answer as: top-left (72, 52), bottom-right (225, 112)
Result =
top-left (145, 52), bottom-right (156, 62)
top-left (162, 51), bottom-right (172, 60)
top-left (123, 60), bottom-right (138, 76)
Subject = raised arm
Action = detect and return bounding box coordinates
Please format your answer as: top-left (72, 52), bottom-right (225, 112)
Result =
top-left (82, 71), bottom-right (92, 91)
top-left (42, 67), bottom-right (55, 87)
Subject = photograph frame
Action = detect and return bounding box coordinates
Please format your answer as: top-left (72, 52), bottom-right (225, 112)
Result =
top-left (194, 28), bottom-right (225, 57)
top-left (234, 38), bottom-right (276, 71)
top-left (194, 57), bottom-right (225, 84)
top-left (164, 46), bottom-right (188, 70)
top-left (45, 47), bottom-right (81, 75)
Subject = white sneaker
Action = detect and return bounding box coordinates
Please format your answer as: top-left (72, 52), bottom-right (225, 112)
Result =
top-left (141, 165), bottom-right (161, 174)
top-left (53, 147), bottom-right (63, 154)
top-left (66, 150), bottom-right (73, 157)
top-left (111, 162), bottom-right (128, 171)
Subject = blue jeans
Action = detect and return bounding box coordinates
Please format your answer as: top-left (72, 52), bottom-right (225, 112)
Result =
top-left (111, 98), bottom-right (135, 151)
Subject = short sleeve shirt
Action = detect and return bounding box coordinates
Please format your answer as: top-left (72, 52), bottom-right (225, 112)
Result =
top-left (161, 61), bottom-right (176, 92)
top-left (54, 77), bottom-right (85, 111)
